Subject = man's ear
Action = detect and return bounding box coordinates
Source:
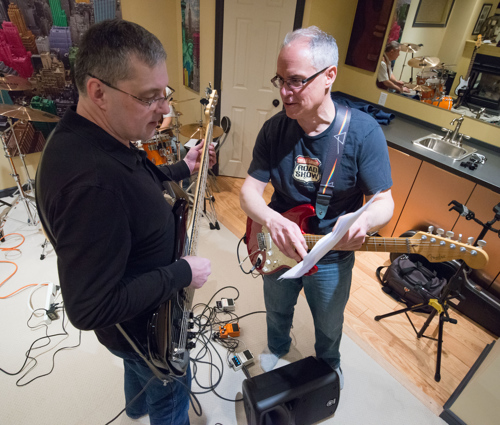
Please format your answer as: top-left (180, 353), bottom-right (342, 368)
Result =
top-left (86, 77), bottom-right (108, 109)
top-left (325, 65), bottom-right (337, 86)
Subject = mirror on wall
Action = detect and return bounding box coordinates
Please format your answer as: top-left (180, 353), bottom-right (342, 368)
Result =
top-left (376, 0), bottom-right (500, 127)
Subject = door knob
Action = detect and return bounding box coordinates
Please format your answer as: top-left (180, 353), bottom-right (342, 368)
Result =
top-left (272, 99), bottom-right (280, 107)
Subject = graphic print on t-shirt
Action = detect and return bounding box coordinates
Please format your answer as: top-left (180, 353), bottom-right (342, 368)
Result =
top-left (293, 155), bottom-right (321, 186)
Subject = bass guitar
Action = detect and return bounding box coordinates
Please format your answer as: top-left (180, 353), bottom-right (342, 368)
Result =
top-left (146, 87), bottom-right (218, 377)
top-left (245, 204), bottom-right (489, 276)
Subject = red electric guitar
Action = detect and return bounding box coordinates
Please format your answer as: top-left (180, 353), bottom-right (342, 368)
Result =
top-left (245, 204), bottom-right (489, 276)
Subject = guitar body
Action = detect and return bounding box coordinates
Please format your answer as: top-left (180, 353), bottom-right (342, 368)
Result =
top-left (245, 204), bottom-right (488, 276)
top-left (454, 76), bottom-right (469, 96)
top-left (246, 204), bottom-right (318, 276)
top-left (147, 181), bottom-right (190, 375)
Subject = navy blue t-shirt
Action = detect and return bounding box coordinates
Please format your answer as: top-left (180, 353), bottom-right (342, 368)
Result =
top-left (248, 105), bottom-right (392, 242)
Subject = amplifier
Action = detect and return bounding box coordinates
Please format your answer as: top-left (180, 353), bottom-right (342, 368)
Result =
top-left (242, 356), bottom-right (339, 425)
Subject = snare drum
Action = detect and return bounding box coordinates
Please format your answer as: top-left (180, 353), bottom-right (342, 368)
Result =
top-left (143, 133), bottom-right (175, 165)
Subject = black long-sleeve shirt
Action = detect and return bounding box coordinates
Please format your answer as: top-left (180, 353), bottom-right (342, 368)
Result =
top-left (36, 106), bottom-right (192, 351)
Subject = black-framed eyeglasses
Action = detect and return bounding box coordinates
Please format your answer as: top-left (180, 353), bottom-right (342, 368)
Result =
top-left (87, 73), bottom-right (175, 109)
top-left (271, 67), bottom-right (330, 90)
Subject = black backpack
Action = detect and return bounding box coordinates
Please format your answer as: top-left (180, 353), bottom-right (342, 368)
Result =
top-left (376, 255), bottom-right (448, 313)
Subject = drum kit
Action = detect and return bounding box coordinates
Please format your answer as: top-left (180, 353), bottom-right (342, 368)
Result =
top-left (0, 74), bottom-right (60, 231)
top-left (398, 42), bottom-right (454, 110)
top-left (142, 98), bottom-right (224, 166)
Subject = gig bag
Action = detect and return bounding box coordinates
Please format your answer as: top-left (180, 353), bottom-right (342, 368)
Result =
top-left (376, 255), bottom-right (448, 313)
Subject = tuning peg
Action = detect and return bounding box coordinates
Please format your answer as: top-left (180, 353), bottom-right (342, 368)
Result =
top-left (446, 231), bottom-right (454, 239)
top-left (468, 237), bottom-right (474, 245)
top-left (477, 240), bottom-right (487, 249)
top-left (436, 228), bottom-right (444, 237)
top-left (428, 225), bottom-right (435, 234)
top-left (457, 234), bottom-right (462, 242)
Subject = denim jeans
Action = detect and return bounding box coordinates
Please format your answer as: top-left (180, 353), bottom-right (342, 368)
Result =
top-left (263, 252), bottom-right (355, 369)
top-left (108, 348), bottom-right (191, 425)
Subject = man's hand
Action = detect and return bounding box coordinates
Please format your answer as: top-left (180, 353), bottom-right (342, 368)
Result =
top-left (332, 212), bottom-right (370, 251)
top-left (183, 140), bottom-right (217, 174)
top-left (266, 213), bottom-right (308, 262)
top-left (183, 256), bottom-right (211, 289)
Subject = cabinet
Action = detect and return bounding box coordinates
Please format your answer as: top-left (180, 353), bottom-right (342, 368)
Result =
top-left (392, 161), bottom-right (476, 238)
top-left (378, 147), bottom-right (421, 237)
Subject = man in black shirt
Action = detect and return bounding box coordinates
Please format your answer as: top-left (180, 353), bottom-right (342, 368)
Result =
top-left (36, 20), bottom-right (214, 425)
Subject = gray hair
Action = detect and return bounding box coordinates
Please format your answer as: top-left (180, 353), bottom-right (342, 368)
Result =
top-left (282, 26), bottom-right (339, 70)
top-left (385, 41), bottom-right (400, 53)
top-left (74, 19), bottom-right (167, 94)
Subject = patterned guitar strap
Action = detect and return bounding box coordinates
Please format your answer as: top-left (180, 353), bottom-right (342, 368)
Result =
top-left (315, 104), bottom-right (351, 219)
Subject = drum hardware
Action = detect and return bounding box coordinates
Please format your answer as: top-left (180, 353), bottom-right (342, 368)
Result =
top-left (404, 83), bottom-right (433, 92)
top-left (398, 42), bottom-right (421, 82)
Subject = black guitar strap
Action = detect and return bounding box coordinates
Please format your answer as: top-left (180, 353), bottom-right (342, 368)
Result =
top-left (315, 104), bottom-right (351, 219)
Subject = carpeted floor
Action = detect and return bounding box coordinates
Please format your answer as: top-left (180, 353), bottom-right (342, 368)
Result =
top-left (0, 197), bottom-right (447, 424)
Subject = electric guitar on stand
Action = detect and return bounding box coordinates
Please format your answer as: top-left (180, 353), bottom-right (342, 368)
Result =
top-left (245, 204), bottom-right (489, 276)
top-left (454, 35), bottom-right (482, 108)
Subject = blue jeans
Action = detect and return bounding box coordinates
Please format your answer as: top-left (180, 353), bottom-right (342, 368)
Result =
top-left (108, 348), bottom-right (191, 425)
top-left (263, 252), bottom-right (355, 369)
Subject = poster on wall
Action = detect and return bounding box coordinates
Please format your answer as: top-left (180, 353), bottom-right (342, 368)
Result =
top-left (181, 0), bottom-right (200, 92)
top-left (0, 0), bottom-right (121, 156)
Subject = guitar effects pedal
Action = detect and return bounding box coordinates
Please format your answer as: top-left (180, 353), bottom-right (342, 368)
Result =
top-left (219, 323), bottom-right (240, 339)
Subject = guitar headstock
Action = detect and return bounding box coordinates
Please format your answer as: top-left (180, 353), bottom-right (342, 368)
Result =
top-left (204, 85), bottom-right (218, 121)
top-left (410, 231), bottom-right (488, 269)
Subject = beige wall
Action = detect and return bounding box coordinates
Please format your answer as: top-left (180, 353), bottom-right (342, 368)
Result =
top-left (2, 0), bottom-right (497, 191)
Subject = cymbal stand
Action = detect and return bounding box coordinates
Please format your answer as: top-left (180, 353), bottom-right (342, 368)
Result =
top-left (0, 130), bottom-right (38, 230)
top-left (6, 118), bottom-right (35, 192)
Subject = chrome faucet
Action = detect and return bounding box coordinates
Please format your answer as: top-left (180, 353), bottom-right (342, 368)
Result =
top-left (448, 115), bottom-right (465, 146)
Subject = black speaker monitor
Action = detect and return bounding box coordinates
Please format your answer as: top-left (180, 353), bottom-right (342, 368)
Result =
top-left (242, 356), bottom-right (340, 425)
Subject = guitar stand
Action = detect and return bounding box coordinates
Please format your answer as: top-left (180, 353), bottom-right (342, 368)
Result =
top-left (375, 261), bottom-right (466, 382)
top-left (375, 199), bottom-right (498, 382)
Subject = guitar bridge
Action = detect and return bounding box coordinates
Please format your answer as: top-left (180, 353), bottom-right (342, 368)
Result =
top-left (257, 232), bottom-right (271, 251)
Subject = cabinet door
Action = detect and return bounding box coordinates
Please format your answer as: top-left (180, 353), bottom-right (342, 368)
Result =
top-left (452, 185), bottom-right (500, 290)
top-left (378, 147), bottom-right (422, 237)
top-left (393, 161), bottom-right (476, 238)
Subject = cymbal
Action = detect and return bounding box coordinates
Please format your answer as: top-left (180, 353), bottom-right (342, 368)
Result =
top-left (404, 83), bottom-right (433, 93)
top-left (0, 104), bottom-right (60, 122)
top-left (179, 123), bottom-right (224, 140)
top-left (0, 75), bottom-right (31, 91)
top-left (399, 43), bottom-right (420, 53)
top-left (408, 56), bottom-right (441, 68)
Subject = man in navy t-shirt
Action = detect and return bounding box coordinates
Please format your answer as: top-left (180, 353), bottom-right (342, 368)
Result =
top-left (240, 26), bottom-right (394, 390)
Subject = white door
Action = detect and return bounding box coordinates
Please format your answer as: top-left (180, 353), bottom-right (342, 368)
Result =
top-left (219, 0), bottom-right (296, 178)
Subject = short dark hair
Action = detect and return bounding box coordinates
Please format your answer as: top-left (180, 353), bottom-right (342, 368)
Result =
top-left (74, 19), bottom-right (167, 94)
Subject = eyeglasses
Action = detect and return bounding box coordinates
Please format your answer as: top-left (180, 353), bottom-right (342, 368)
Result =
top-left (271, 67), bottom-right (329, 90)
top-left (87, 73), bottom-right (175, 109)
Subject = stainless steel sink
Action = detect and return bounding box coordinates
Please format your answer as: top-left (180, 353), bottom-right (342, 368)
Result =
top-left (412, 134), bottom-right (476, 161)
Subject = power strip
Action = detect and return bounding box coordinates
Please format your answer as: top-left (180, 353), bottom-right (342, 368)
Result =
top-left (43, 282), bottom-right (59, 324)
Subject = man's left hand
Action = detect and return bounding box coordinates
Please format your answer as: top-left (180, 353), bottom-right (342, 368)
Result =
top-left (184, 140), bottom-right (217, 174)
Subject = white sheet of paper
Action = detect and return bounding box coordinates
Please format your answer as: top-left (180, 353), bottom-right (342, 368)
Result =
top-left (279, 192), bottom-right (380, 280)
